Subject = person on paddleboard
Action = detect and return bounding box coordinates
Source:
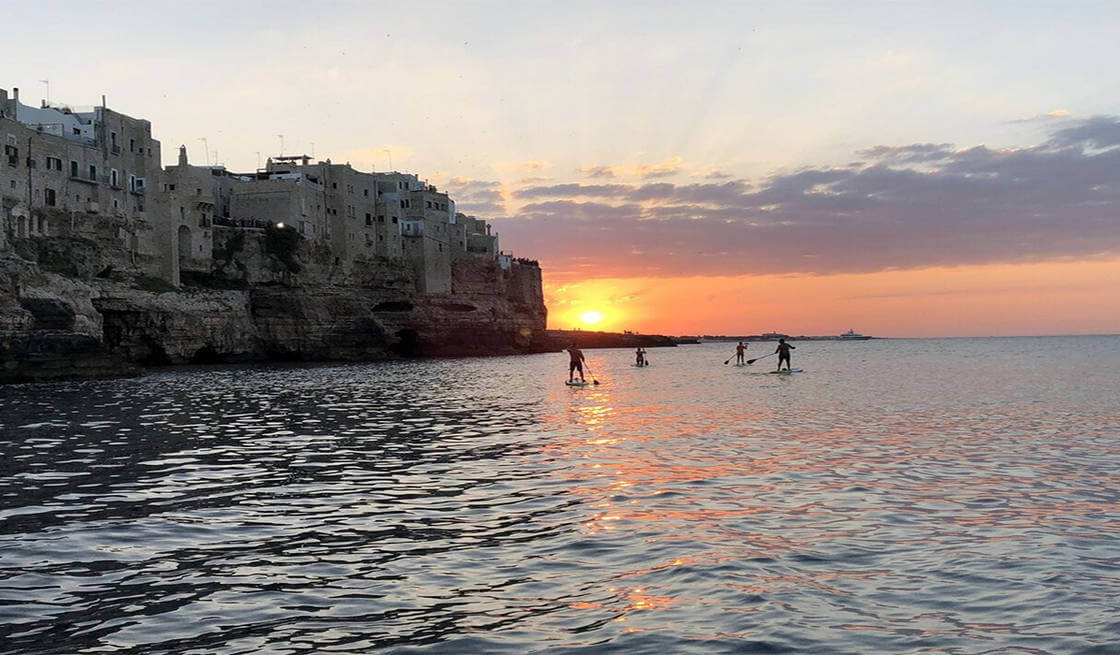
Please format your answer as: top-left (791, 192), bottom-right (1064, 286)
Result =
top-left (774, 338), bottom-right (795, 371)
top-left (567, 344), bottom-right (587, 382)
top-left (635, 347), bottom-right (647, 366)
top-left (734, 341), bottom-right (748, 365)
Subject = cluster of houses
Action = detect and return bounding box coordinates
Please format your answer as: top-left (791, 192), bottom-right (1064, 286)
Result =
top-left (0, 85), bottom-right (507, 292)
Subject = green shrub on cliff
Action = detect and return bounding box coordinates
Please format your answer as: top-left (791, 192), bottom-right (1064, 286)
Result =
top-left (264, 224), bottom-right (302, 274)
top-left (213, 230), bottom-right (245, 264)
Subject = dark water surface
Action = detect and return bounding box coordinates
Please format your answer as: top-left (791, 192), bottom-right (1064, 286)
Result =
top-left (1, 336), bottom-right (1118, 654)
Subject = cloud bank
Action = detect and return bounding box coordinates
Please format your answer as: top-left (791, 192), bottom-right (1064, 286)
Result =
top-left (492, 116), bottom-right (1120, 279)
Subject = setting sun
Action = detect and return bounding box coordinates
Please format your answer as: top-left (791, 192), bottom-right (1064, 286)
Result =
top-left (580, 310), bottom-right (603, 326)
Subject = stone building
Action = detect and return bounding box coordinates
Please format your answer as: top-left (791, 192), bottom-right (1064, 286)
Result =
top-left (230, 160), bottom-right (329, 242)
top-left (1, 86), bottom-right (166, 275)
top-left (1, 84), bottom-right (520, 296)
top-left (459, 213), bottom-right (499, 257)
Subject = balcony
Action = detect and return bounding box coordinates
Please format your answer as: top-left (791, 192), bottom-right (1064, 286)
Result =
top-left (70, 175), bottom-right (100, 186)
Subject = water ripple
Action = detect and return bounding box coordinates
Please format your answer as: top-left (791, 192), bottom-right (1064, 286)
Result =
top-left (1, 337), bottom-right (1119, 653)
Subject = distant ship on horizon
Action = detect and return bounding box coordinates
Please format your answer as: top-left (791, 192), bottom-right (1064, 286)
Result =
top-left (839, 329), bottom-right (872, 340)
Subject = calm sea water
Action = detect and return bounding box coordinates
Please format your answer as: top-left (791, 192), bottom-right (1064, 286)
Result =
top-left (1, 336), bottom-right (1118, 654)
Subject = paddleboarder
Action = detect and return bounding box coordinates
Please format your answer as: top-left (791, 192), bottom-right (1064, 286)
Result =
top-left (567, 344), bottom-right (587, 382)
top-left (734, 341), bottom-right (748, 365)
top-left (774, 338), bottom-right (795, 371)
top-left (635, 347), bottom-right (647, 366)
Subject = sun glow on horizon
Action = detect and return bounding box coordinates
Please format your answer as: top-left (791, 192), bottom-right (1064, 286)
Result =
top-left (580, 310), bottom-right (604, 327)
top-left (545, 258), bottom-right (1120, 338)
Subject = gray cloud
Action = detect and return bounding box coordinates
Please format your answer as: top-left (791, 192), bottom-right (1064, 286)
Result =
top-left (581, 165), bottom-right (616, 178)
top-left (444, 177), bottom-right (507, 217)
top-left (493, 117), bottom-right (1120, 278)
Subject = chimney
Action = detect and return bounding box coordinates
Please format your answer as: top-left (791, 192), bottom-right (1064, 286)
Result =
top-left (178, 145), bottom-right (188, 167)
top-left (13, 87), bottom-right (19, 103)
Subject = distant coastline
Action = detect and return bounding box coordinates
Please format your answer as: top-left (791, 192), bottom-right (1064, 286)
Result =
top-left (683, 334), bottom-right (883, 342)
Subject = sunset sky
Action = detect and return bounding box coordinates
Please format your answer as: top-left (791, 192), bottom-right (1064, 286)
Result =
top-left (6, 1), bottom-right (1119, 336)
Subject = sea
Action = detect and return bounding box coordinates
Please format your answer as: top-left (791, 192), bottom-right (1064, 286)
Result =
top-left (0, 336), bottom-right (1118, 654)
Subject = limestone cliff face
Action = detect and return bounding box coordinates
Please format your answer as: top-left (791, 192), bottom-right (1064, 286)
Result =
top-left (0, 226), bottom-right (548, 383)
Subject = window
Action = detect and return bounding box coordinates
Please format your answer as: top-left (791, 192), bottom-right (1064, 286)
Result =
top-left (129, 138), bottom-right (135, 152)
top-left (111, 132), bottom-right (117, 146)
top-left (46, 157), bottom-right (62, 171)
top-left (110, 169), bottom-right (119, 188)
top-left (168, 184), bottom-right (176, 191)
top-left (128, 174), bottom-right (136, 191)
top-left (89, 164), bottom-right (97, 181)
top-left (70, 160), bottom-right (78, 177)
top-left (363, 189), bottom-right (369, 197)
top-left (195, 188), bottom-right (202, 196)
top-left (365, 213), bottom-right (372, 225)
top-left (392, 216), bottom-right (398, 224)
top-left (72, 127), bottom-right (80, 136)
top-left (378, 215), bottom-right (385, 223)
top-left (45, 188), bottom-right (57, 206)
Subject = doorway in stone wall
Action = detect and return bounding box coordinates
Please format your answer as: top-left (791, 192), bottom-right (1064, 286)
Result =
top-left (178, 225), bottom-right (192, 267)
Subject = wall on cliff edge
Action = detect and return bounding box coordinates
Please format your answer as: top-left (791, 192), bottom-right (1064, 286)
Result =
top-left (1, 221), bottom-right (550, 381)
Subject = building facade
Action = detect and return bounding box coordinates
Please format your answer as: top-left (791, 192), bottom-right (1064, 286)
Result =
top-left (1, 86), bottom-right (166, 276)
top-left (1, 85), bottom-right (515, 293)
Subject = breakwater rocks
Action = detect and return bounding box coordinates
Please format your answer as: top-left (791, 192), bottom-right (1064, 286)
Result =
top-left (546, 329), bottom-right (679, 350)
top-left (1, 228), bottom-right (548, 383)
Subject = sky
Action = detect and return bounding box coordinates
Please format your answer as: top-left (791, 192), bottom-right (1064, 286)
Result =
top-left (4, 0), bottom-right (1119, 336)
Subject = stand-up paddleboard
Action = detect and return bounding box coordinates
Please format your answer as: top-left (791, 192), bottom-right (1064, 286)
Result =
top-left (565, 380), bottom-right (591, 387)
top-left (769, 368), bottom-right (804, 374)
top-left (631, 363), bottom-right (650, 367)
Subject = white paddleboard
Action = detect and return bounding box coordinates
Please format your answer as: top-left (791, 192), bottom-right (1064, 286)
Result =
top-left (565, 380), bottom-right (591, 387)
top-left (769, 368), bottom-right (804, 374)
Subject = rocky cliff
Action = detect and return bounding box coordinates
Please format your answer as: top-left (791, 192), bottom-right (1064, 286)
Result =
top-left (0, 226), bottom-right (549, 383)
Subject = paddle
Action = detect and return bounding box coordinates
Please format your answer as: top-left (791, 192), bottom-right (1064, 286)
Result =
top-left (584, 362), bottom-right (600, 385)
top-left (746, 352), bottom-right (776, 365)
